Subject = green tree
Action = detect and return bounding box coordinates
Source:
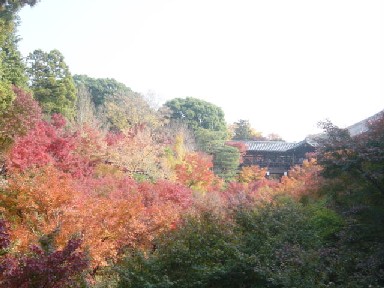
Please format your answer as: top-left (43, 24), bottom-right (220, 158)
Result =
top-left (75, 84), bottom-right (97, 126)
top-left (115, 199), bottom-right (344, 288)
top-left (317, 115), bottom-right (384, 195)
top-left (164, 97), bottom-right (227, 133)
top-left (213, 145), bottom-right (240, 180)
top-left (0, 1), bottom-right (39, 78)
top-left (73, 74), bottom-right (131, 107)
top-left (0, 78), bottom-right (14, 111)
top-left (116, 212), bottom-right (242, 288)
top-left (0, 29), bottom-right (28, 88)
top-left (0, 32), bottom-right (27, 111)
top-left (164, 98), bottom-right (230, 177)
top-left (0, 1), bottom-right (33, 111)
top-left (232, 119), bottom-right (253, 140)
top-left (0, 1), bottom-right (39, 44)
top-left (0, 1), bottom-right (39, 11)
top-left (73, 75), bottom-right (161, 131)
top-left (231, 119), bottom-right (265, 140)
top-left (26, 49), bottom-right (77, 119)
top-left (103, 91), bottom-right (160, 131)
top-left (315, 114), bottom-right (384, 287)
top-left (194, 127), bottom-right (227, 154)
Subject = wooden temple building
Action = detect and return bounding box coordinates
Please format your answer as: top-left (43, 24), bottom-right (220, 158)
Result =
top-left (238, 138), bottom-right (317, 177)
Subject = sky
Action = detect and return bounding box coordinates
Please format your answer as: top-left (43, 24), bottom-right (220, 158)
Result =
top-left (17, 0), bottom-right (383, 142)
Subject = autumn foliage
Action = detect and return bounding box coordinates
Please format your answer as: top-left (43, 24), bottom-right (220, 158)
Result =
top-left (278, 157), bottom-right (323, 199)
top-left (7, 114), bottom-right (101, 178)
top-left (0, 86), bottom-right (41, 151)
top-left (1, 86), bottom-right (383, 286)
top-left (237, 165), bottom-right (267, 183)
top-left (175, 152), bottom-right (222, 192)
top-left (0, 219), bottom-right (89, 288)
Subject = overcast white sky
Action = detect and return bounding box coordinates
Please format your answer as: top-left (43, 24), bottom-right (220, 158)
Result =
top-left (17, 0), bottom-right (383, 142)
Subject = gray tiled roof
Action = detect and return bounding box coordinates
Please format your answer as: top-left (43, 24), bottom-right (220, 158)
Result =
top-left (244, 141), bottom-right (296, 152)
top-left (347, 110), bottom-right (383, 136)
top-left (242, 139), bottom-right (315, 152)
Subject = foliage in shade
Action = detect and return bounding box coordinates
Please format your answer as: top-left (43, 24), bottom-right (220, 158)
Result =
top-left (314, 113), bottom-right (384, 287)
top-left (317, 112), bottom-right (384, 195)
top-left (115, 199), bottom-right (345, 288)
top-left (0, 218), bottom-right (88, 288)
top-left (0, 219), bottom-right (10, 251)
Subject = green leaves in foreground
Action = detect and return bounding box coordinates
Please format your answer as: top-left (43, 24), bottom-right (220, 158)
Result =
top-left (115, 199), bottom-right (345, 288)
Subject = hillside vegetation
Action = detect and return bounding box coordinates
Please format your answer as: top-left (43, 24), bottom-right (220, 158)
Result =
top-left (0, 2), bottom-right (383, 287)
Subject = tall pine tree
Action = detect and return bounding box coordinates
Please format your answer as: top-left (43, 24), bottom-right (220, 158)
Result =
top-left (26, 49), bottom-right (77, 120)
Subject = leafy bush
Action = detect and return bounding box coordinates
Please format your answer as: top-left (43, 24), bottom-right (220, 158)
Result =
top-left (115, 198), bottom-right (345, 288)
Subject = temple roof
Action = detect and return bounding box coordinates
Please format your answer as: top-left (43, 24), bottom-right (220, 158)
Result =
top-left (241, 138), bottom-right (316, 153)
top-left (347, 110), bottom-right (383, 136)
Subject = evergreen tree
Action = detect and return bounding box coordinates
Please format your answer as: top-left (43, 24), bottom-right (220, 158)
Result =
top-left (26, 49), bottom-right (77, 119)
top-left (73, 74), bottom-right (131, 107)
top-left (164, 97), bottom-right (227, 133)
top-left (0, 2), bottom-right (31, 110)
top-left (0, 29), bottom-right (28, 88)
top-left (232, 119), bottom-right (264, 140)
top-left (213, 145), bottom-right (240, 180)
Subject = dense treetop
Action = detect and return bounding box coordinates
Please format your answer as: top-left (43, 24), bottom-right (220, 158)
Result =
top-left (26, 49), bottom-right (77, 119)
top-left (164, 97), bottom-right (227, 133)
top-left (73, 74), bottom-right (132, 107)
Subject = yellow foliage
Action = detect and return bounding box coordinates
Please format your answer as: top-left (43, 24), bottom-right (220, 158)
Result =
top-left (237, 165), bottom-right (267, 183)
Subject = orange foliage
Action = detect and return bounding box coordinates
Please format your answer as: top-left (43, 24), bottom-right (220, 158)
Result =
top-left (68, 188), bottom-right (146, 266)
top-left (72, 177), bottom-right (193, 266)
top-left (237, 165), bottom-right (267, 183)
top-left (0, 166), bottom-right (194, 268)
top-left (105, 128), bottom-right (172, 180)
top-left (175, 152), bottom-right (223, 193)
top-left (0, 166), bottom-right (76, 250)
top-left (278, 158), bottom-right (323, 199)
top-left (222, 179), bottom-right (279, 209)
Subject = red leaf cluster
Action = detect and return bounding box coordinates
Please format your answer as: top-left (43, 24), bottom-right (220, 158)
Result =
top-left (0, 87), bottom-right (42, 144)
top-left (7, 115), bottom-right (101, 178)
